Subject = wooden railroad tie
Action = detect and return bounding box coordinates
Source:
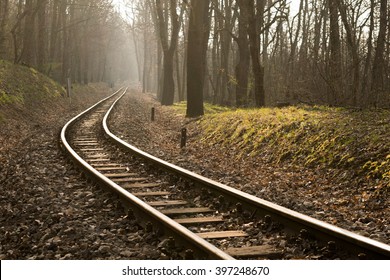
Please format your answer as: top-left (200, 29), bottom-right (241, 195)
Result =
top-left (132, 191), bottom-right (171, 196)
top-left (112, 177), bottom-right (148, 183)
top-left (103, 173), bottom-right (138, 178)
top-left (161, 207), bottom-right (214, 216)
top-left (197, 230), bottom-right (248, 239)
top-left (174, 216), bottom-right (224, 225)
top-left (147, 200), bottom-right (188, 207)
top-left (225, 245), bottom-right (283, 258)
top-left (121, 183), bottom-right (161, 188)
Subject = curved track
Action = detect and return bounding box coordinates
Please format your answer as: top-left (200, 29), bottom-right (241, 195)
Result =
top-left (60, 88), bottom-right (390, 260)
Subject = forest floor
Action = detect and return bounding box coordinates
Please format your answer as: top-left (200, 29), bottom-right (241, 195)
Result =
top-left (110, 89), bottom-right (389, 246)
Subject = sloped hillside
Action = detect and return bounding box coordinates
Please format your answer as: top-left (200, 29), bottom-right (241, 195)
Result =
top-left (197, 106), bottom-right (390, 188)
top-left (0, 60), bottom-right (65, 107)
top-left (0, 60), bottom-right (109, 155)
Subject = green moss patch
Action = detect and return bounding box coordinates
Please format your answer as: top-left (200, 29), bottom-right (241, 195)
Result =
top-left (0, 60), bottom-right (65, 106)
top-left (195, 105), bottom-right (389, 186)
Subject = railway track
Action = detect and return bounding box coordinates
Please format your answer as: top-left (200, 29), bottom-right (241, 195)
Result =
top-left (60, 88), bottom-right (390, 260)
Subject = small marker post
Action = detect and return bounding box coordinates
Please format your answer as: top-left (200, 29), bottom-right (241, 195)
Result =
top-left (151, 107), bottom-right (155, 121)
top-left (180, 128), bottom-right (187, 148)
top-left (67, 78), bottom-right (72, 98)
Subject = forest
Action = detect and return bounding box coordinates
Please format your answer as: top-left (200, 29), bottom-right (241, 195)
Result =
top-left (0, 0), bottom-right (389, 116)
top-left (1, 0), bottom-right (389, 263)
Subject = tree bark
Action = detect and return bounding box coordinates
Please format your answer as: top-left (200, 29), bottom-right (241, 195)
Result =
top-left (337, 0), bottom-right (360, 106)
top-left (0, 0), bottom-right (9, 59)
top-left (328, 0), bottom-right (342, 105)
top-left (371, 0), bottom-right (388, 106)
top-left (222, 0), bottom-right (235, 105)
top-left (37, 0), bottom-right (47, 72)
top-left (247, 0), bottom-right (265, 107)
top-left (361, 0), bottom-right (375, 102)
top-left (235, 0), bottom-right (250, 107)
top-left (60, 0), bottom-right (69, 84)
top-left (20, 0), bottom-right (36, 66)
top-left (155, 0), bottom-right (182, 105)
top-left (186, 0), bottom-right (210, 117)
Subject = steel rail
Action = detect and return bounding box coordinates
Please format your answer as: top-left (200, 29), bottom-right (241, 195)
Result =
top-left (60, 88), bottom-right (233, 260)
top-left (104, 91), bottom-right (390, 260)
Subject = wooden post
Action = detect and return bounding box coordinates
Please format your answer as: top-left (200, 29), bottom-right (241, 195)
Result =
top-left (180, 128), bottom-right (187, 148)
top-left (67, 77), bottom-right (72, 98)
top-left (151, 107), bottom-right (155, 121)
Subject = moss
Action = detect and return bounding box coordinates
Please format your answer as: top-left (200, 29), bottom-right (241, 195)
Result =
top-left (0, 59), bottom-right (65, 106)
top-left (195, 105), bottom-right (389, 185)
top-left (0, 89), bottom-right (24, 105)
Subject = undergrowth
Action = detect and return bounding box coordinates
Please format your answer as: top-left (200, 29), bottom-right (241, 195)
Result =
top-left (175, 103), bottom-right (389, 187)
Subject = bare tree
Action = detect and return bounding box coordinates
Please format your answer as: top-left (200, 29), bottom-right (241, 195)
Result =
top-left (247, 0), bottom-right (265, 107)
top-left (37, 0), bottom-right (48, 71)
top-left (371, 0), bottom-right (388, 106)
top-left (328, 0), bottom-right (342, 105)
top-left (0, 0), bottom-right (9, 59)
top-left (20, 0), bottom-right (37, 66)
top-left (235, 0), bottom-right (250, 107)
top-left (186, 0), bottom-right (210, 117)
top-left (154, 0), bottom-right (183, 105)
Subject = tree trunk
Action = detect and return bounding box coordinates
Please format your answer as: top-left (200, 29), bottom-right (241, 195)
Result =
top-left (220, 0), bottom-right (235, 105)
top-left (131, 31), bottom-right (142, 84)
top-left (371, 0), bottom-right (388, 106)
top-left (186, 0), bottom-right (210, 117)
top-left (37, 0), bottom-right (47, 72)
top-left (161, 50), bottom-right (175, 104)
top-left (247, 0), bottom-right (265, 107)
top-left (337, 0), bottom-right (360, 106)
top-left (143, 28), bottom-right (148, 93)
top-left (361, 0), bottom-right (375, 102)
top-left (157, 40), bottom-right (162, 99)
top-left (180, 14), bottom-right (188, 102)
top-left (288, 0), bottom-right (303, 86)
top-left (21, 0), bottom-right (36, 66)
top-left (60, 0), bottom-right (69, 84)
top-left (0, 0), bottom-right (9, 59)
top-left (49, 0), bottom-right (59, 62)
top-left (155, 0), bottom-right (182, 105)
top-left (328, 0), bottom-right (342, 105)
top-left (235, 0), bottom-right (250, 107)
top-left (175, 50), bottom-right (184, 101)
top-left (83, 22), bottom-right (89, 84)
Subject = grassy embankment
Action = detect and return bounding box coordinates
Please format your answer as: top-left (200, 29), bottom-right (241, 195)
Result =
top-left (173, 102), bottom-right (390, 189)
top-left (0, 60), bottom-right (110, 123)
top-left (0, 60), bottom-right (66, 122)
top-left (0, 60), bottom-right (65, 106)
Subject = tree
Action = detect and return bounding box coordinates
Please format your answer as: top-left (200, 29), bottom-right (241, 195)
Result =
top-left (186, 0), bottom-right (210, 117)
top-left (154, 0), bottom-right (183, 105)
top-left (337, 0), bottom-right (360, 105)
top-left (210, 0), bottom-right (236, 105)
top-left (20, 0), bottom-right (36, 66)
top-left (371, 0), bottom-right (388, 106)
top-left (37, 0), bottom-right (48, 71)
top-left (0, 0), bottom-right (9, 59)
top-left (247, 0), bottom-right (265, 107)
top-left (328, 0), bottom-right (342, 105)
top-left (234, 0), bottom-right (250, 107)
